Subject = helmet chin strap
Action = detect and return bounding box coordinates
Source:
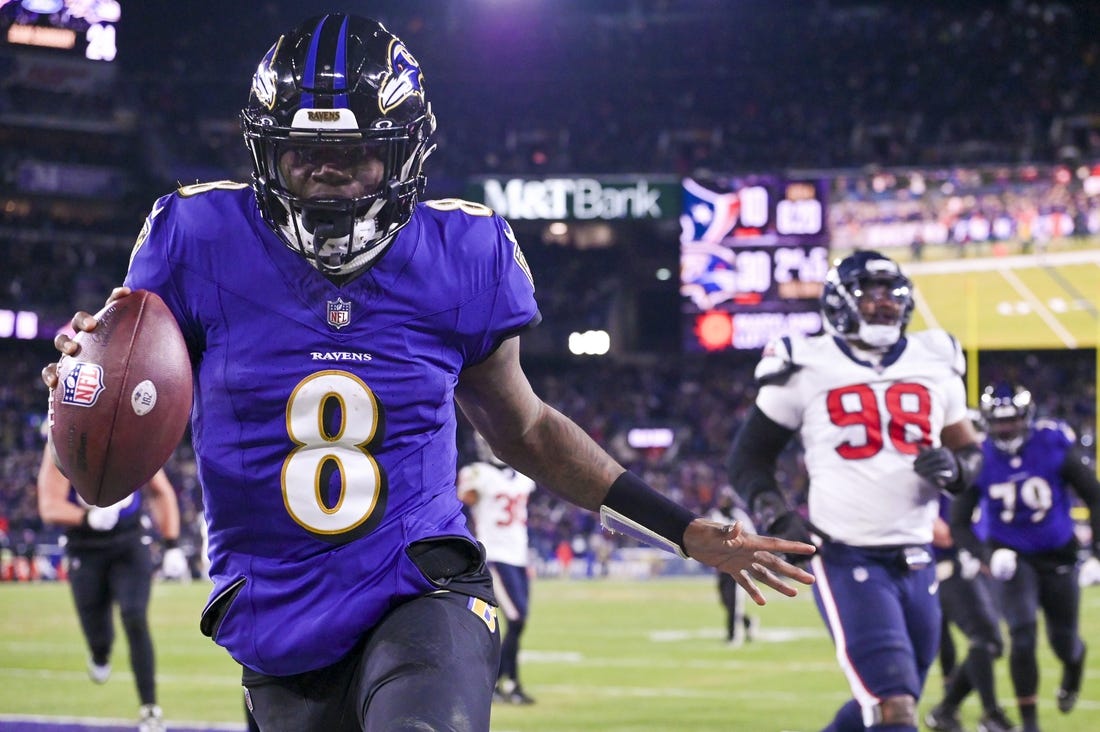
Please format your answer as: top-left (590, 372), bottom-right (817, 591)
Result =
top-left (302, 206), bottom-right (353, 238)
top-left (302, 207), bottom-right (354, 261)
top-left (296, 199), bottom-right (389, 274)
top-left (856, 323), bottom-right (901, 349)
top-left (994, 435), bottom-right (1025, 454)
top-left (266, 183), bottom-right (410, 277)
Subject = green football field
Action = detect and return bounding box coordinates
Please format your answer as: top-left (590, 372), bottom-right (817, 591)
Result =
top-left (894, 245), bottom-right (1100, 351)
top-left (2, 577), bottom-right (1099, 731)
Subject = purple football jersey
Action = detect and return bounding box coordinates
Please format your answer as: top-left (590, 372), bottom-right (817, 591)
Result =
top-left (973, 420), bottom-right (1077, 553)
top-left (64, 485), bottom-right (144, 545)
top-left (125, 184), bottom-right (539, 675)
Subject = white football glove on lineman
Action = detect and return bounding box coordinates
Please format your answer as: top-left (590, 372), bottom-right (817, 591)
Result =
top-left (161, 546), bottom-right (189, 580)
top-left (85, 505), bottom-right (121, 531)
top-left (957, 549), bottom-right (982, 580)
top-left (1079, 556), bottom-right (1100, 587)
top-left (989, 548), bottom-right (1018, 581)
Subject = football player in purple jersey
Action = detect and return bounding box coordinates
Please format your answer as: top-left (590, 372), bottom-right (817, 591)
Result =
top-left (42, 13), bottom-right (813, 732)
top-left (924, 494), bottom-right (1014, 732)
top-left (37, 446), bottom-right (185, 732)
top-left (728, 251), bottom-right (985, 732)
top-left (951, 382), bottom-right (1100, 732)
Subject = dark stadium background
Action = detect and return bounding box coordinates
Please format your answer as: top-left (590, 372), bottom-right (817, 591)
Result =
top-left (0, 9), bottom-right (1098, 729)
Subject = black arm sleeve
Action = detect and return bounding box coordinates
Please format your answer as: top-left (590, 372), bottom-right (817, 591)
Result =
top-left (949, 442), bottom-right (984, 494)
top-left (948, 484), bottom-right (986, 563)
top-left (727, 405), bottom-right (796, 530)
top-left (1062, 446), bottom-right (1100, 555)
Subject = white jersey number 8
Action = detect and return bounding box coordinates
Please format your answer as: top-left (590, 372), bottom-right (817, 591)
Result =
top-left (282, 370), bottom-right (384, 538)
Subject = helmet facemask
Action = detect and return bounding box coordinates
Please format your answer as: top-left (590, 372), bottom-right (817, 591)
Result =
top-left (848, 275), bottom-right (911, 348)
top-left (980, 384), bottom-right (1034, 455)
top-left (244, 121), bottom-right (434, 276)
top-left (822, 252), bottom-right (914, 351)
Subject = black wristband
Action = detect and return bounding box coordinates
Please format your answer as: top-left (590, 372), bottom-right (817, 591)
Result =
top-left (163, 538), bottom-right (179, 549)
top-left (602, 471), bottom-right (696, 556)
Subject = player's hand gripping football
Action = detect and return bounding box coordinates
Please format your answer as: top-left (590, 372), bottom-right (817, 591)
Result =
top-left (684, 519), bottom-right (815, 605)
top-left (41, 287), bottom-right (132, 389)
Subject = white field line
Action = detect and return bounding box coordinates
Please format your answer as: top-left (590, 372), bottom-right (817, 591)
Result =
top-left (0, 666), bottom-right (240, 686)
top-left (902, 248), bottom-right (1100, 276)
top-left (0, 714), bottom-right (248, 730)
top-left (911, 288), bottom-right (942, 330)
top-left (997, 267), bottom-right (1078, 348)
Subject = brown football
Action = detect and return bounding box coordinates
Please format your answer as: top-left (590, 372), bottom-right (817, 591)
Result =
top-left (49, 290), bottom-right (192, 507)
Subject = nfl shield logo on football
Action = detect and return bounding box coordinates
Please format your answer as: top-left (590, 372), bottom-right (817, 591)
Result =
top-left (327, 297), bottom-right (352, 329)
top-left (61, 362), bottom-right (106, 407)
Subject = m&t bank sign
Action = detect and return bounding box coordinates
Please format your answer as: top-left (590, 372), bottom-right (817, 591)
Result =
top-left (469, 176), bottom-right (678, 221)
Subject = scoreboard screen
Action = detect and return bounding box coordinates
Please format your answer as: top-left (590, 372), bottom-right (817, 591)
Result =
top-left (0, 0), bottom-right (120, 61)
top-left (680, 175), bottom-right (830, 351)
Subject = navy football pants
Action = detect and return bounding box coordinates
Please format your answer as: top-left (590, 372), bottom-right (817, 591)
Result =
top-left (812, 541), bottom-right (941, 729)
top-left (67, 536), bottom-right (156, 705)
top-left (243, 590), bottom-right (501, 731)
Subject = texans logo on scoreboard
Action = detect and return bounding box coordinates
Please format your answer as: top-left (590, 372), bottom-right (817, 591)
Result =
top-left (326, 297), bottom-right (352, 330)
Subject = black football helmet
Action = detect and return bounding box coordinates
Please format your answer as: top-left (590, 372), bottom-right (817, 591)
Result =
top-left (980, 382), bottom-right (1034, 454)
top-left (241, 14), bottom-right (436, 277)
top-left (821, 250), bottom-right (914, 349)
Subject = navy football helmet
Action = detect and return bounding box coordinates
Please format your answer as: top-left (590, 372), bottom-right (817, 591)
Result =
top-left (980, 382), bottom-right (1034, 454)
top-left (821, 250), bottom-right (914, 349)
top-left (241, 14), bottom-right (436, 277)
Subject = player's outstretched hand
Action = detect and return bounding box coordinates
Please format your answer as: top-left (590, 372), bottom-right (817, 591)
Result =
top-left (684, 519), bottom-right (815, 606)
top-left (41, 287), bottom-right (132, 389)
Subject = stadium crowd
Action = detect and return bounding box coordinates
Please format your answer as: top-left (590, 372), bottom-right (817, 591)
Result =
top-left (130, 0), bottom-right (1100, 182)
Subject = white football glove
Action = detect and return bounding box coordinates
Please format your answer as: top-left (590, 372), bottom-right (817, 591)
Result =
top-left (989, 548), bottom-right (1018, 581)
top-left (957, 549), bottom-right (981, 580)
top-left (161, 547), bottom-right (189, 580)
top-left (1079, 556), bottom-right (1100, 587)
top-left (85, 505), bottom-right (121, 531)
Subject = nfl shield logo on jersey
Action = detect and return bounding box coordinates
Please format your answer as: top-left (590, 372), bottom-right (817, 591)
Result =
top-left (326, 298), bottom-right (351, 329)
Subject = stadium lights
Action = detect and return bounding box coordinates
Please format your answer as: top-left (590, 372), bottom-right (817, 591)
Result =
top-left (568, 330), bottom-right (610, 356)
top-left (0, 309), bottom-right (39, 339)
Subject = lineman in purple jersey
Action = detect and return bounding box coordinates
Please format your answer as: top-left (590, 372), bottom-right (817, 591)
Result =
top-left (43, 14), bottom-right (814, 732)
top-left (728, 251), bottom-right (985, 732)
top-left (951, 383), bottom-right (1100, 732)
top-left (924, 493), bottom-right (1013, 732)
top-left (37, 447), bottom-right (185, 732)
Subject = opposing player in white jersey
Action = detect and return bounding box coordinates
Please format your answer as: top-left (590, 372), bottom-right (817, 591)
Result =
top-left (728, 251), bottom-right (983, 732)
top-left (458, 432), bottom-right (538, 705)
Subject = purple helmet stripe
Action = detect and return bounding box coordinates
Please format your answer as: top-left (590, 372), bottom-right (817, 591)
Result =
top-left (301, 14), bottom-right (331, 109)
top-left (333, 15), bottom-right (349, 108)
